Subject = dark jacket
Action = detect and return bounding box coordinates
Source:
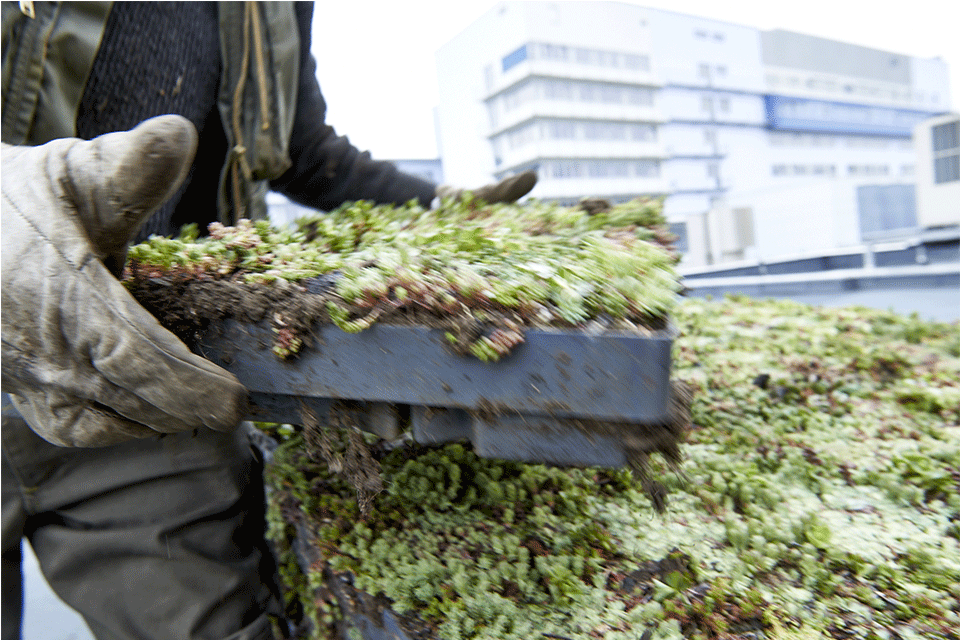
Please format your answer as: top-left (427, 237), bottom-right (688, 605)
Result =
top-left (1, 1), bottom-right (437, 240)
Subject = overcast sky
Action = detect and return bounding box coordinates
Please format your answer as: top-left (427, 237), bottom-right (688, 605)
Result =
top-left (310, 0), bottom-right (958, 162)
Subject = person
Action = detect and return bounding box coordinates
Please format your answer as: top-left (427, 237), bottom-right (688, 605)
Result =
top-left (0, 3), bottom-right (536, 639)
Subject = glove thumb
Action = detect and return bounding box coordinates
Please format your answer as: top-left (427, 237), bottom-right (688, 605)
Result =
top-left (435, 170), bottom-right (538, 206)
top-left (62, 115), bottom-right (198, 274)
top-left (473, 170), bottom-right (537, 204)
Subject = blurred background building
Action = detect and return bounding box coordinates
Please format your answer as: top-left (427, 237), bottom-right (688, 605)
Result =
top-left (433, 1), bottom-right (957, 290)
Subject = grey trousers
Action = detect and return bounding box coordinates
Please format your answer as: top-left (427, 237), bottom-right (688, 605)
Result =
top-left (2, 395), bottom-right (280, 640)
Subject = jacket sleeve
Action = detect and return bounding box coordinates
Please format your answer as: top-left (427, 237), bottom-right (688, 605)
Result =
top-left (269, 2), bottom-right (437, 211)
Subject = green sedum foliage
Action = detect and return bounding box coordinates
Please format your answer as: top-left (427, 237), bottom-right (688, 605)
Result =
top-left (125, 198), bottom-right (680, 359)
top-left (265, 296), bottom-right (960, 640)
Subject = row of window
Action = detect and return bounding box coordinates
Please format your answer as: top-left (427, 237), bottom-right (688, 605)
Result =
top-left (768, 132), bottom-right (914, 150)
top-left (771, 164), bottom-right (914, 177)
top-left (493, 119), bottom-right (658, 151)
top-left (492, 121), bottom-right (917, 157)
top-left (545, 159), bottom-right (661, 179)
top-left (847, 164), bottom-right (893, 177)
top-left (503, 42), bottom-right (651, 73)
top-left (766, 74), bottom-right (938, 106)
top-left (489, 78), bottom-right (656, 126)
top-left (768, 132), bottom-right (837, 147)
top-left (772, 164), bottom-right (839, 177)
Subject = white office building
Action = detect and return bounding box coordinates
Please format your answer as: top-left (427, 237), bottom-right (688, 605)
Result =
top-left (435, 1), bottom-right (952, 265)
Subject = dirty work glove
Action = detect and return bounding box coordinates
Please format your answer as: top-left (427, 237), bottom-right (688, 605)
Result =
top-left (434, 169), bottom-right (537, 205)
top-left (1, 115), bottom-right (248, 447)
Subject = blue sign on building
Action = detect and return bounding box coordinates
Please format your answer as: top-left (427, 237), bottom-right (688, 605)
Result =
top-left (765, 95), bottom-right (936, 137)
top-left (502, 45), bottom-right (529, 72)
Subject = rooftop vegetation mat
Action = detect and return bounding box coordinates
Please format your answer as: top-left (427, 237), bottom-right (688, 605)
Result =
top-left (122, 197), bottom-right (681, 360)
top-left (264, 297), bottom-right (959, 640)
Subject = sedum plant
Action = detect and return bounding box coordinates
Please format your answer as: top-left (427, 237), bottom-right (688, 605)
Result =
top-left (124, 197), bottom-right (681, 360)
top-left (265, 297), bottom-right (960, 640)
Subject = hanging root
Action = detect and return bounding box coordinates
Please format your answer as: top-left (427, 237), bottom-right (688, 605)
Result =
top-left (626, 381), bottom-right (693, 513)
top-left (299, 401), bottom-right (384, 517)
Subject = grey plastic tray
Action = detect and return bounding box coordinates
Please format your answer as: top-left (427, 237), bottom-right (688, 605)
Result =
top-left (199, 320), bottom-right (673, 420)
top-left (197, 319), bottom-right (676, 468)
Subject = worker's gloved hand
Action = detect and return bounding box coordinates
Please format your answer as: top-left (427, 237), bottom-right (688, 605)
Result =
top-left (1, 115), bottom-right (249, 447)
top-left (434, 169), bottom-right (537, 205)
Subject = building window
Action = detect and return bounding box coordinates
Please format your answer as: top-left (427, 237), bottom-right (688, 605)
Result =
top-left (932, 120), bottom-right (960, 184)
top-left (538, 43), bottom-right (569, 61)
top-left (492, 80), bottom-right (538, 113)
top-left (551, 161), bottom-right (583, 178)
top-left (848, 164), bottom-right (890, 177)
top-left (731, 207), bottom-right (755, 248)
top-left (599, 85), bottom-right (621, 102)
top-left (626, 86), bottom-right (655, 105)
top-left (633, 160), bottom-right (660, 177)
top-left (543, 79), bottom-right (575, 100)
top-left (548, 121), bottom-right (577, 139)
top-left (936, 154), bottom-right (960, 184)
top-left (506, 123), bottom-right (537, 149)
top-left (846, 136), bottom-right (889, 149)
top-left (631, 124), bottom-right (657, 141)
top-left (623, 54), bottom-right (650, 71)
top-left (669, 222), bottom-right (689, 253)
top-left (698, 63), bottom-right (710, 79)
top-left (811, 134), bottom-right (835, 147)
top-left (584, 122), bottom-right (627, 140)
top-left (857, 184), bottom-right (918, 241)
top-left (588, 160), bottom-right (629, 177)
top-left (706, 162), bottom-right (720, 178)
top-left (717, 97), bottom-right (730, 113)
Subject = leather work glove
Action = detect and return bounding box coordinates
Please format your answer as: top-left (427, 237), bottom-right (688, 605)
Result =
top-left (1, 115), bottom-right (248, 447)
top-left (434, 169), bottom-right (537, 205)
